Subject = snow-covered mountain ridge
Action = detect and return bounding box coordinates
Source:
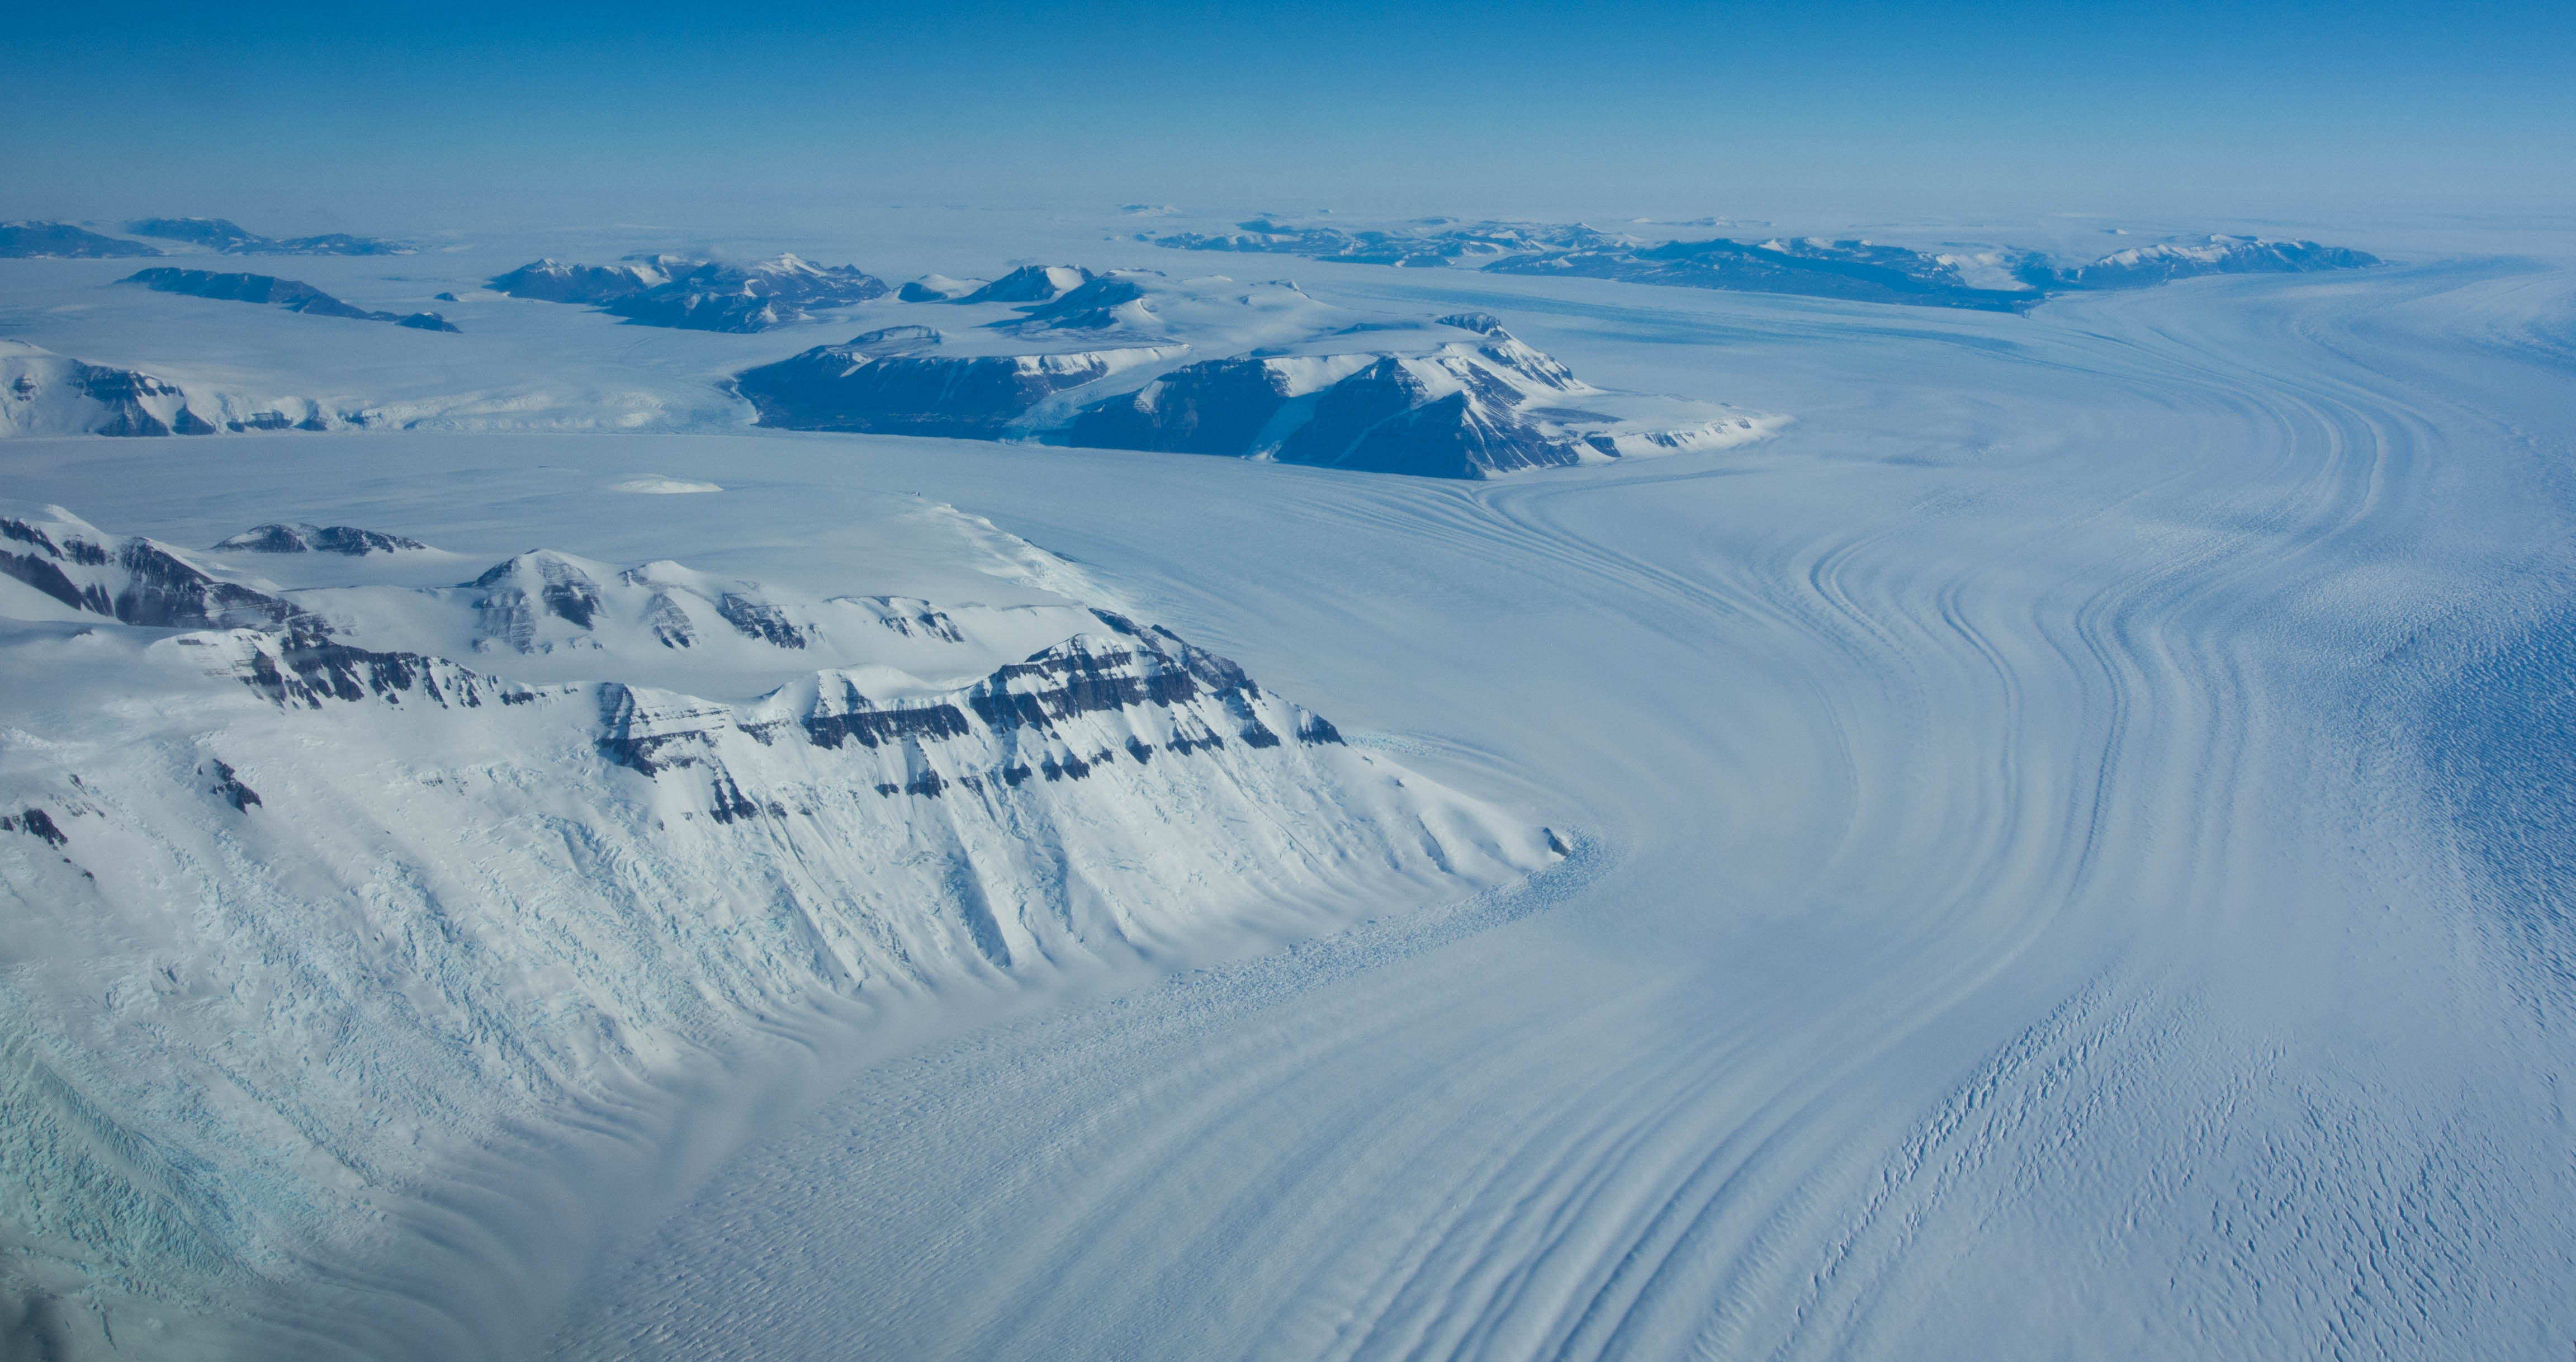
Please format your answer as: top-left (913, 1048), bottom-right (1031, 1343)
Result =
top-left (734, 279), bottom-right (1783, 477)
top-left (1, 340), bottom-right (359, 438)
top-left (0, 498), bottom-right (1551, 1338)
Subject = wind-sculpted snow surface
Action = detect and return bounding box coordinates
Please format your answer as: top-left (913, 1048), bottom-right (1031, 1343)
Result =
top-left (0, 495), bottom-right (1549, 1355)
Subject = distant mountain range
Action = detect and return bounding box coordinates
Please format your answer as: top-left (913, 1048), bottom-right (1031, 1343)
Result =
top-left (0, 218), bottom-right (415, 258)
top-left (124, 217), bottom-right (413, 256)
top-left (1154, 219), bottom-right (2381, 311)
top-left (121, 268), bottom-right (459, 331)
top-left (489, 253), bottom-right (890, 332)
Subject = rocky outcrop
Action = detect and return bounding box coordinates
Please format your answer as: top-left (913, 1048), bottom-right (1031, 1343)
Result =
top-left (124, 217), bottom-right (412, 256)
top-left (0, 221), bottom-right (160, 258)
top-left (489, 253), bottom-right (889, 332)
top-left (120, 268), bottom-right (462, 330)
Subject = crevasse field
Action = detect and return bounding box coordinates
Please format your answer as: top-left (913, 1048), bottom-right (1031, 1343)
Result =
top-left (5, 210), bottom-right (2576, 1359)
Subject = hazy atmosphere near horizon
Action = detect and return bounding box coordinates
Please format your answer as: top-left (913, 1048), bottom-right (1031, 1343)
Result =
top-left (6, 3), bottom-right (2576, 1359)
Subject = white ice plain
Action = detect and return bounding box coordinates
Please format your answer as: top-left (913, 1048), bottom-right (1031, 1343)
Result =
top-left (3, 218), bottom-right (2575, 1360)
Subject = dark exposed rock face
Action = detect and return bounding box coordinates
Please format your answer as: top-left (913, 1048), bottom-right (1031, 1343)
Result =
top-left (595, 619), bottom-right (1313, 795)
top-left (2, 808), bottom-right (69, 847)
top-left (75, 363), bottom-right (207, 437)
top-left (2, 508), bottom-right (319, 633)
top-left (467, 552), bottom-right (605, 649)
top-left (225, 633), bottom-right (529, 710)
top-left (214, 524), bottom-right (429, 555)
top-left (124, 218), bottom-right (411, 256)
top-left (489, 253), bottom-right (889, 332)
top-left (121, 268), bottom-right (458, 330)
top-left (207, 760), bottom-right (262, 811)
top-left (733, 342), bottom-right (1177, 437)
top-left (715, 592), bottom-right (809, 648)
top-left (0, 222), bottom-right (161, 259)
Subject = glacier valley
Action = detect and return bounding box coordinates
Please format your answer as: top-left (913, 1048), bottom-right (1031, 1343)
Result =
top-left (2, 206), bottom-right (2574, 1359)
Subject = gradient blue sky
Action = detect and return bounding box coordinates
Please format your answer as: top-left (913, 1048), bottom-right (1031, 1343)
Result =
top-left (6, 1), bottom-right (2569, 228)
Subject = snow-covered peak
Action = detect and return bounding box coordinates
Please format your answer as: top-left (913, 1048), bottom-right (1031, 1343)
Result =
top-left (1, 499), bottom-right (316, 632)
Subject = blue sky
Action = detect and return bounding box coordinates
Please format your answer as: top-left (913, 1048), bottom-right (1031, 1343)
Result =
top-left (6, 1), bottom-right (2569, 227)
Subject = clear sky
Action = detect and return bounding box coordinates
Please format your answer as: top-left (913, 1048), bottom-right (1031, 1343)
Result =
top-left (5, 0), bottom-right (2569, 229)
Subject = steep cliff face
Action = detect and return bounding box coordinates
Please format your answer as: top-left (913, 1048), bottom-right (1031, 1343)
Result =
top-left (0, 501), bottom-right (1551, 1329)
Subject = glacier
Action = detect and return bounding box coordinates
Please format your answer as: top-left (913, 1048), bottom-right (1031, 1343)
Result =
top-left (2, 204), bottom-right (2573, 1361)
